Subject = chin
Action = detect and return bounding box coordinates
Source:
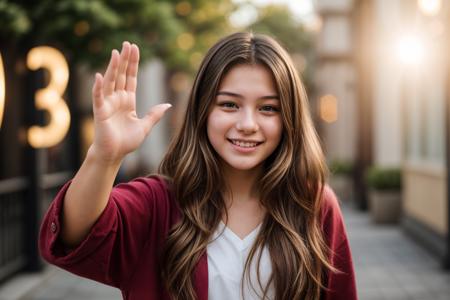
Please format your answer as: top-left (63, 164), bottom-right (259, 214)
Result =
top-left (223, 160), bottom-right (262, 172)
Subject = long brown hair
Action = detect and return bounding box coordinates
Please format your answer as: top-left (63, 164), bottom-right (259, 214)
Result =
top-left (159, 32), bottom-right (334, 299)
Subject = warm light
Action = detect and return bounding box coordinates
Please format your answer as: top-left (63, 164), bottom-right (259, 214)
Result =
top-left (27, 47), bottom-right (69, 94)
top-left (74, 20), bottom-right (90, 36)
top-left (170, 72), bottom-right (190, 92)
top-left (177, 33), bottom-right (194, 50)
top-left (303, 15), bottom-right (323, 33)
top-left (175, 1), bottom-right (192, 16)
top-left (428, 20), bottom-right (445, 38)
top-left (81, 117), bottom-right (94, 156)
top-left (395, 35), bottom-right (425, 66)
top-left (418, 0), bottom-right (441, 16)
top-left (190, 52), bottom-right (203, 68)
top-left (26, 46), bottom-right (70, 148)
top-left (319, 94), bottom-right (338, 123)
top-left (35, 89), bottom-right (60, 108)
top-left (0, 53), bottom-right (4, 129)
top-left (27, 99), bottom-right (70, 148)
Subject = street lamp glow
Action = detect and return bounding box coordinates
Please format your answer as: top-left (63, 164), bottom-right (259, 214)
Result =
top-left (396, 35), bottom-right (424, 66)
top-left (319, 94), bottom-right (338, 123)
top-left (417, 0), bottom-right (441, 16)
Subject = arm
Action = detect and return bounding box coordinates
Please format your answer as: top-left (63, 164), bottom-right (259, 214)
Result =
top-left (39, 176), bottom-right (174, 289)
top-left (60, 42), bottom-right (171, 247)
top-left (61, 147), bottom-right (120, 247)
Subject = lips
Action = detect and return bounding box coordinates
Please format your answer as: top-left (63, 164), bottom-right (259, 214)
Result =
top-left (227, 139), bottom-right (263, 148)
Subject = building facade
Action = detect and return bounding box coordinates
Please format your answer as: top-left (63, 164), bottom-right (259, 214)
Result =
top-left (315, 0), bottom-right (449, 267)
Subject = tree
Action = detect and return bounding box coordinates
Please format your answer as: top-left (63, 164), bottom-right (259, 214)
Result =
top-left (0, 0), bottom-right (235, 72)
top-left (244, 4), bottom-right (315, 93)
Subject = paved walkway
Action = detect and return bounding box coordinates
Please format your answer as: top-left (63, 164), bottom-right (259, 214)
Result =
top-left (1, 204), bottom-right (449, 300)
top-left (344, 204), bottom-right (449, 300)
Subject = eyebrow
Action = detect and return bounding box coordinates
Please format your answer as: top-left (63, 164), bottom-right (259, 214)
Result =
top-left (217, 91), bottom-right (279, 100)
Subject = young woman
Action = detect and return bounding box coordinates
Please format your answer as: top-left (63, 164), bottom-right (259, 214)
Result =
top-left (39, 32), bottom-right (357, 300)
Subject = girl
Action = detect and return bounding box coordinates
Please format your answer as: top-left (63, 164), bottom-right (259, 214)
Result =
top-left (39, 32), bottom-right (357, 300)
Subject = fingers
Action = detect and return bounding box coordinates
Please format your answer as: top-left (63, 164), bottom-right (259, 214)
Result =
top-left (102, 49), bottom-right (119, 96)
top-left (102, 42), bottom-right (138, 96)
top-left (141, 103), bottom-right (172, 135)
top-left (92, 73), bottom-right (104, 109)
top-left (125, 44), bottom-right (140, 92)
top-left (115, 42), bottom-right (131, 90)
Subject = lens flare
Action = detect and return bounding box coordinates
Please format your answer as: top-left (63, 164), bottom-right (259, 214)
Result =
top-left (395, 35), bottom-right (425, 66)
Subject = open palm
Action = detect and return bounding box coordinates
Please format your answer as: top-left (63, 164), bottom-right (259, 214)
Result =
top-left (90, 42), bottom-right (171, 163)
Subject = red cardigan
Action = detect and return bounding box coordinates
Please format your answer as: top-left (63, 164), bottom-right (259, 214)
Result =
top-left (39, 177), bottom-right (357, 299)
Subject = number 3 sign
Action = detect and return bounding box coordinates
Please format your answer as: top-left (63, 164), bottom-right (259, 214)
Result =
top-left (0, 47), bottom-right (71, 148)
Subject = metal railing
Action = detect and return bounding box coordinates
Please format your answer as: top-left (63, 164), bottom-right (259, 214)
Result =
top-left (0, 171), bottom-right (72, 282)
top-left (0, 177), bottom-right (28, 282)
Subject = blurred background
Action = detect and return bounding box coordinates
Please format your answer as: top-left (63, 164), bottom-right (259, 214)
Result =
top-left (0, 0), bottom-right (449, 299)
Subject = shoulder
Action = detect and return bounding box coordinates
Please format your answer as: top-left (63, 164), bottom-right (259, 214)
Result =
top-left (319, 186), bottom-right (358, 299)
top-left (320, 185), bottom-right (342, 220)
top-left (319, 185), bottom-right (347, 244)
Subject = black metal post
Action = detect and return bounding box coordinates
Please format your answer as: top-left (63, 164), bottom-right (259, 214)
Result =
top-left (68, 63), bottom-right (82, 169)
top-left (23, 59), bottom-right (44, 271)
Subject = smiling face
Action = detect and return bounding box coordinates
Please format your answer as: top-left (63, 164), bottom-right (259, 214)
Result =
top-left (206, 64), bottom-right (283, 175)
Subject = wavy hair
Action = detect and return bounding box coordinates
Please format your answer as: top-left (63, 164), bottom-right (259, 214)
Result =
top-left (159, 32), bottom-right (335, 299)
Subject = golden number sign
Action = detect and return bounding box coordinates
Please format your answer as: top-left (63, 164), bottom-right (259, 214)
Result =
top-left (0, 47), bottom-right (71, 148)
top-left (26, 47), bottom-right (71, 148)
top-left (0, 53), bottom-right (5, 129)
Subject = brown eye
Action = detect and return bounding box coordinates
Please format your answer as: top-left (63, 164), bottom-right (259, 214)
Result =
top-left (219, 102), bottom-right (238, 109)
top-left (260, 105), bottom-right (279, 112)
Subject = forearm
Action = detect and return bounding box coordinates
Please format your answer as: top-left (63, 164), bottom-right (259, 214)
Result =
top-left (61, 146), bottom-right (122, 247)
top-left (59, 42), bottom-right (170, 247)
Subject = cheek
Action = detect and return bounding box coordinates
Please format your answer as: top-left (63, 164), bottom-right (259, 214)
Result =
top-left (207, 111), bottom-right (225, 144)
top-left (206, 117), bottom-right (214, 144)
top-left (207, 111), bottom-right (230, 133)
top-left (264, 117), bottom-right (283, 142)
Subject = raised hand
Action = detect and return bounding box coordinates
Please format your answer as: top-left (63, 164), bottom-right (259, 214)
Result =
top-left (90, 42), bottom-right (171, 164)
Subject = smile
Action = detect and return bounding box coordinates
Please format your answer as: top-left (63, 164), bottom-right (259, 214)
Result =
top-left (228, 139), bottom-right (263, 148)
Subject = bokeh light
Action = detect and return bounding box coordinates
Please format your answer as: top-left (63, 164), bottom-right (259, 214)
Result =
top-left (395, 34), bottom-right (425, 66)
top-left (417, 0), bottom-right (441, 16)
top-left (319, 94), bottom-right (338, 123)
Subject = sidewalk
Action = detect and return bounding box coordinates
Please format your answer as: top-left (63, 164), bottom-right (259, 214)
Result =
top-left (343, 204), bottom-right (450, 300)
top-left (0, 267), bottom-right (121, 300)
top-left (1, 204), bottom-right (449, 300)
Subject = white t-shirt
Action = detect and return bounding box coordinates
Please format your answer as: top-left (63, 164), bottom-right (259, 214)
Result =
top-left (207, 221), bottom-right (274, 300)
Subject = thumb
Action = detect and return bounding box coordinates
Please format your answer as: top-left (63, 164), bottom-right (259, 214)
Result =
top-left (141, 103), bottom-right (172, 135)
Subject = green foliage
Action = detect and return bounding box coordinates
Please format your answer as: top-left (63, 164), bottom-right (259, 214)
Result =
top-left (1, 0), bottom-right (234, 71)
top-left (0, 0), bottom-right (31, 37)
top-left (366, 166), bottom-right (402, 191)
top-left (244, 4), bottom-right (314, 92)
top-left (329, 160), bottom-right (354, 176)
top-left (2, 0), bottom-right (313, 78)
top-left (246, 5), bottom-right (311, 53)
top-left (163, 0), bottom-right (236, 72)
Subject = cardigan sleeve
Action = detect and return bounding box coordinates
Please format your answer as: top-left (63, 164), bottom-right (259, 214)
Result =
top-left (321, 186), bottom-right (358, 300)
top-left (38, 176), bottom-right (172, 290)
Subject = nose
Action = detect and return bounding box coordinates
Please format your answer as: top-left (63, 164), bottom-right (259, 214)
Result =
top-left (236, 109), bottom-right (259, 133)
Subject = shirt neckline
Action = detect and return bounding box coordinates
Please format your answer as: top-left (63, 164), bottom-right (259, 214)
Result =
top-left (218, 220), bottom-right (262, 249)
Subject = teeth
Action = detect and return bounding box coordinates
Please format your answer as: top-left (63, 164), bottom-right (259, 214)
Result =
top-left (231, 140), bottom-right (258, 148)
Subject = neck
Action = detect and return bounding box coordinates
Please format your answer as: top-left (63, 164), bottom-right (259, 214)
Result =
top-left (221, 164), bottom-right (261, 204)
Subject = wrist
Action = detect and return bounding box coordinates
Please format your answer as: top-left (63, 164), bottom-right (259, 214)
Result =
top-left (86, 145), bottom-right (123, 168)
